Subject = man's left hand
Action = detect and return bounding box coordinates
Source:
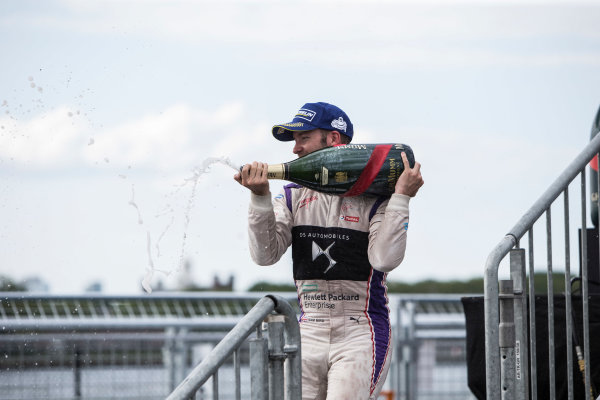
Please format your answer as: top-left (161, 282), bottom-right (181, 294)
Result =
top-left (395, 152), bottom-right (423, 197)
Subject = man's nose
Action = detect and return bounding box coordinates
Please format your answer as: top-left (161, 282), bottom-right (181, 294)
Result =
top-left (293, 142), bottom-right (303, 155)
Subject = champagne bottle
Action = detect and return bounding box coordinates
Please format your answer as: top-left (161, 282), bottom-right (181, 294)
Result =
top-left (260, 143), bottom-right (415, 197)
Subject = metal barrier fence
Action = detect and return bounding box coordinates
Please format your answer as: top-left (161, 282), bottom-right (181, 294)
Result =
top-left (0, 292), bottom-right (476, 400)
top-left (484, 110), bottom-right (600, 400)
top-left (166, 294), bottom-right (301, 400)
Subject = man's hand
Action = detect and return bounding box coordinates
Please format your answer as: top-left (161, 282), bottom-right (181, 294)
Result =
top-left (234, 161), bottom-right (270, 196)
top-left (395, 152), bottom-right (424, 197)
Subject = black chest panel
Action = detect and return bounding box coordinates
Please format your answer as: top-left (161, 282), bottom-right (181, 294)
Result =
top-left (291, 225), bottom-right (372, 281)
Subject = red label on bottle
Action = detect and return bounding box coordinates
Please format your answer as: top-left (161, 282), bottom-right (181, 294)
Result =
top-left (591, 155), bottom-right (599, 172)
top-left (342, 144), bottom-right (393, 197)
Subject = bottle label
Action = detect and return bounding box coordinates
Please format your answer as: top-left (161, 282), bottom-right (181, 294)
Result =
top-left (335, 172), bottom-right (348, 183)
top-left (387, 157), bottom-right (399, 193)
top-left (321, 167), bottom-right (329, 185)
top-left (342, 144), bottom-right (393, 197)
top-left (337, 144), bottom-right (368, 150)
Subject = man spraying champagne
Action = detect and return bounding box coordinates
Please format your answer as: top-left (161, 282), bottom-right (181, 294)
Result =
top-left (234, 102), bottom-right (423, 400)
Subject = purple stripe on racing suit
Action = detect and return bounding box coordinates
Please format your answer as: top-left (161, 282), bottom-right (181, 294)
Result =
top-left (367, 269), bottom-right (391, 394)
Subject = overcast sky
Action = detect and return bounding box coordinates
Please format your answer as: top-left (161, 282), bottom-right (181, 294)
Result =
top-left (1, 0), bottom-right (600, 294)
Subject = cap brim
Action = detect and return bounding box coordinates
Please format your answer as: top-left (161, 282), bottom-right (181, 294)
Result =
top-left (272, 122), bottom-right (315, 141)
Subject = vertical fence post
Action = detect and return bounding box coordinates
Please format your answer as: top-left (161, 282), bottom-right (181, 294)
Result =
top-left (165, 327), bottom-right (177, 392)
top-left (393, 298), bottom-right (409, 400)
top-left (510, 249), bottom-right (529, 400)
top-left (176, 328), bottom-right (189, 391)
top-left (267, 315), bottom-right (286, 400)
top-left (283, 341), bottom-right (301, 400)
top-left (73, 346), bottom-right (81, 399)
top-left (390, 297), bottom-right (400, 399)
top-left (250, 325), bottom-right (268, 400)
top-left (499, 279), bottom-right (515, 400)
top-left (581, 170), bottom-right (593, 400)
top-left (406, 301), bottom-right (417, 400)
top-left (546, 210), bottom-right (557, 400)
top-left (234, 349), bottom-right (241, 400)
top-left (485, 239), bottom-right (515, 400)
top-left (527, 230), bottom-right (538, 400)
top-left (212, 370), bottom-right (218, 400)
top-left (563, 188), bottom-right (574, 400)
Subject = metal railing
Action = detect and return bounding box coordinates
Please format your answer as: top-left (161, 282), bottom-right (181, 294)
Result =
top-left (484, 110), bottom-right (600, 399)
top-left (392, 295), bottom-right (472, 400)
top-left (0, 292), bottom-right (475, 399)
top-left (166, 294), bottom-right (301, 400)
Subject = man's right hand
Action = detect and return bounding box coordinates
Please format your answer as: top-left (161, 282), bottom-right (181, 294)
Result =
top-left (234, 161), bottom-right (270, 196)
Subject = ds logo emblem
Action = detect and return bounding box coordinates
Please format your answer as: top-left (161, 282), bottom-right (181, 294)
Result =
top-left (312, 241), bottom-right (337, 273)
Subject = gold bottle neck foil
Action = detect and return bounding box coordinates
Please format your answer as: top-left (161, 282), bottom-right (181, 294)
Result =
top-left (267, 164), bottom-right (285, 179)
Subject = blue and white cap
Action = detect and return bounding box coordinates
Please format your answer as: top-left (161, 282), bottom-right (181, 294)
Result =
top-left (272, 102), bottom-right (353, 142)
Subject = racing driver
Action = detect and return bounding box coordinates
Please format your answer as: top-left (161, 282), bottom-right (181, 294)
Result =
top-left (234, 101), bottom-right (424, 400)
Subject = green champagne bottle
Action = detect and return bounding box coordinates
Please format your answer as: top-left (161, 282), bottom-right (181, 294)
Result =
top-left (264, 143), bottom-right (415, 196)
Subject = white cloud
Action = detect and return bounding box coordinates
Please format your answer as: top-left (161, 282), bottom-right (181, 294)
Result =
top-left (0, 106), bottom-right (89, 167)
top-left (84, 101), bottom-right (283, 174)
top-left (84, 103), bottom-right (195, 169)
top-left (0, 101), bottom-right (276, 174)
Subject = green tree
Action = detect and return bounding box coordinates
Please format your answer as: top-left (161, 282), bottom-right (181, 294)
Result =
top-left (0, 275), bottom-right (26, 291)
top-left (247, 272), bottom-right (571, 294)
top-left (247, 281), bottom-right (296, 292)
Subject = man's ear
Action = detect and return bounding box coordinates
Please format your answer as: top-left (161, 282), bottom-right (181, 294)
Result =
top-left (328, 130), bottom-right (342, 145)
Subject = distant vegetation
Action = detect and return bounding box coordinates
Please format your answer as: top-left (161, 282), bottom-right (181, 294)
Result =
top-left (247, 282), bottom-right (297, 292)
top-left (0, 275), bottom-right (26, 291)
top-left (0, 272), bottom-right (583, 294)
top-left (247, 272), bottom-right (576, 294)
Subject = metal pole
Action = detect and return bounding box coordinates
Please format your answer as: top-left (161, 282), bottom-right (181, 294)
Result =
top-left (390, 297), bottom-right (400, 400)
top-left (499, 280), bottom-right (516, 400)
top-left (395, 298), bottom-right (408, 400)
top-left (563, 188), bottom-right (574, 400)
top-left (510, 249), bottom-right (528, 400)
top-left (546, 210), bottom-right (556, 400)
top-left (73, 346), bottom-right (81, 399)
top-left (581, 170), bottom-right (592, 400)
top-left (250, 326), bottom-right (268, 400)
top-left (165, 327), bottom-right (177, 392)
top-left (212, 370), bottom-right (218, 400)
top-left (268, 315), bottom-right (286, 400)
top-left (485, 236), bottom-right (516, 400)
top-left (406, 301), bottom-right (416, 400)
top-left (234, 349), bottom-right (241, 400)
top-left (528, 229), bottom-right (538, 400)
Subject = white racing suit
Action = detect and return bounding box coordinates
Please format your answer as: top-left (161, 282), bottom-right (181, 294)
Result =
top-left (248, 184), bottom-right (410, 400)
